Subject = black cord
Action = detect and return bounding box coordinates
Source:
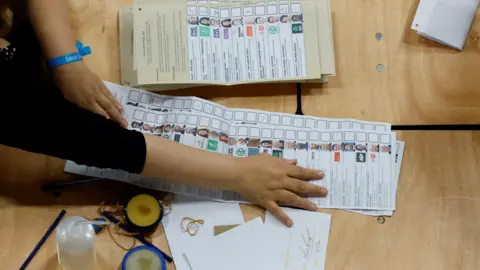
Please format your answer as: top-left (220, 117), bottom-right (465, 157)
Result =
top-left (295, 83), bottom-right (304, 115)
top-left (40, 177), bottom-right (105, 191)
top-left (392, 124), bottom-right (480, 131)
top-left (294, 84), bottom-right (479, 131)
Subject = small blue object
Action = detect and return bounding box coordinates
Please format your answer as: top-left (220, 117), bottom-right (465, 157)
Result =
top-left (92, 217), bottom-right (107, 234)
top-left (46, 40), bottom-right (91, 68)
top-left (76, 40), bottom-right (92, 56)
top-left (47, 52), bottom-right (83, 68)
top-left (122, 245), bottom-right (166, 270)
top-left (80, 46), bottom-right (92, 56)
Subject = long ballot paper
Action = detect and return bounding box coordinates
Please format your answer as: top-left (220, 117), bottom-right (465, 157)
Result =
top-left (119, 0), bottom-right (335, 89)
top-left (65, 82), bottom-right (404, 213)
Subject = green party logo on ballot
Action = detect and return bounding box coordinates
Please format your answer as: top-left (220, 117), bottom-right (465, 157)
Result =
top-left (292, 24), bottom-right (303, 34)
top-left (207, 140), bottom-right (218, 151)
top-left (268, 26), bottom-right (277, 34)
top-left (200, 26), bottom-right (211, 37)
top-left (236, 148), bottom-right (246, 156)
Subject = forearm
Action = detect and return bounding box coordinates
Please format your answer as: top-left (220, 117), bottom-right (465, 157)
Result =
top-left (28, 0), bottom-right (76, 58)
top-left (0, 78), bottom-right (146, 172)
top-left (142, 135), bottom-right (242, 191)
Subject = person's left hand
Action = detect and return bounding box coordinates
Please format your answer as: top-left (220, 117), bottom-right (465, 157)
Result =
top-left (54, 61), bottom-right (128, 128)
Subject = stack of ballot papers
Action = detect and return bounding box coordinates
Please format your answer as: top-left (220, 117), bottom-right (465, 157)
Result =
top-left (119, 0), bottom-right (336, 90)
top-left (164, 195), bottom-right (332, 270)
top-left (411, 0), bottom-right (480, 50)
top-left (65, 82), bottom-right (406, 216)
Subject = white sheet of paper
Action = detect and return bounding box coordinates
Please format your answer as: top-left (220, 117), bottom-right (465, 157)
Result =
top-left (412, 0), bottom-right (438, 32)
top-left (184, 217), bottom-right (281, 270)
top-left (412, 0), bottom-right (480, 50)
top-left (163, 196), bottom-right (245, 270)
top-left (264, 208), bottom-right (332, 270)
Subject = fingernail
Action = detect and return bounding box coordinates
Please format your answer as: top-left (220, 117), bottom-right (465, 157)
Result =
top-left (287, 220), bottom-right (293, 227)
top-left (105, 115), bottom-right (110, 120)
top-left (117, 104), bottom-right (123, 111)
top-left (322, 188), bottom-right (329, 196)
top-left (310, 204), bottom-right (317, 211)
top-left (316, 171), bottom-right (325, 179)
top-left (122, 120), bottom-right (129, 128)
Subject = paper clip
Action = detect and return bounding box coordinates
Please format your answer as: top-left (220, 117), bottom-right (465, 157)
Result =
top-left (181, 217), bottom-right (204, 236)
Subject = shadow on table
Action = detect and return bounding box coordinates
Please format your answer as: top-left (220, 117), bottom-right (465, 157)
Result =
top-left (0, 176), bottom-right (168, 207)
top-left (40, 251), bottom-right (118, 270)
top-left (41, 255), bottom-right (59, 270)
top-left (0, 146), bottom-right (168, 206)
top-left (154, 82), bottom-right (330, 100)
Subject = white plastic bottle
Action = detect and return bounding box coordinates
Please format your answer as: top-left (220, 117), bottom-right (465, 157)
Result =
top-left (56, 216), bottom-right (96, 270)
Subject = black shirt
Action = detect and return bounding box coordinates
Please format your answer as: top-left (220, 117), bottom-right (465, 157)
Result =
top-left (0, 20), bottom-right (146, 173)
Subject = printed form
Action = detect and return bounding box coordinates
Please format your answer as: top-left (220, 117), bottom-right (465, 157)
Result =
top-left (65, 82), bottom-right (404, 213)
top-left (128, 0), bottom-right (327, 86)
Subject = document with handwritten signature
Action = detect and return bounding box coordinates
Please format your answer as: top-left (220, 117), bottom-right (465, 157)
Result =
top-left (264, 207), bottom-right (331, 270)
top-left (182, 208), bottom-right (330, 270)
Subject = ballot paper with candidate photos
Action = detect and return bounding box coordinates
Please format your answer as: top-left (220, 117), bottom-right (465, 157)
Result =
top-left (65, 82), bottom-right (403, 212)
top-left (350, 141), bottom-right (405, 216)
top-left (120, 0), bottom-right (336, 88)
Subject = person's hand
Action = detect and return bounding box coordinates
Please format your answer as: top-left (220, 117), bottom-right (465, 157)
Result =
top-left (233, 154), bottom-right (328, 227)
top-left (53, 61), bottom-right (128, 127)
top-left (0, 6), bottom-right (13, 39)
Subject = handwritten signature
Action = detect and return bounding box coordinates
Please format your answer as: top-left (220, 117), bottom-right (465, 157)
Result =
top-left (298, 228), bottom-right (321, 260)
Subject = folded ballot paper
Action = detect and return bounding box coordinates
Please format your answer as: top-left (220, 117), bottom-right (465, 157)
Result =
top-left (64, 82), bottom-right (406, 217)
top-left (412, 0), bottom-right (480, 50)
top-left (119, 0), bottom-right (336, 90)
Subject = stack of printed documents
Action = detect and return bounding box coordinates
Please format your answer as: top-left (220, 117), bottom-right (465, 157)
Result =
top-left (119, 0), bottom-right (336, 90)
top-left (65, 82), bottom-right (405, 216)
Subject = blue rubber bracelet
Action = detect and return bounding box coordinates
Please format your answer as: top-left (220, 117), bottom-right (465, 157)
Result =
top-left (76, 41), bottom-right (92, 56)
top-left (47, 52), bottom-right (83, 68)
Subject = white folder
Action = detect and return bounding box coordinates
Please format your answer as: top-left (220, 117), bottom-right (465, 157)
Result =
top-left (412, 0), bottom-right (480, 50)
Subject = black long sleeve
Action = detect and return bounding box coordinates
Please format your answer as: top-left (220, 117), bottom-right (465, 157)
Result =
top-left (0, 82), bottom-right (147, 173)
top-left (0, 21), bottom-right (147, 173)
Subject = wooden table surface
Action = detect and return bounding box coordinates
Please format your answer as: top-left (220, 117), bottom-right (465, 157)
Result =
top-left (1, 0), bottom-right (480, 269)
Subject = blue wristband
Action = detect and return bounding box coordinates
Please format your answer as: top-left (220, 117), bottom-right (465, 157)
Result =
top-left (76, 41), bottom-right (92, 56)
top-left (47, 52), bottom-right (83, 68)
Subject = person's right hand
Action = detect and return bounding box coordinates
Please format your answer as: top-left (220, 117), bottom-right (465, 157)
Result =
top-left (53, 61), bottom-right (128, 128)
top-left (233, 154), bottom-right (328, 227)
top-left (0, 6), bottom-right (13, 38)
